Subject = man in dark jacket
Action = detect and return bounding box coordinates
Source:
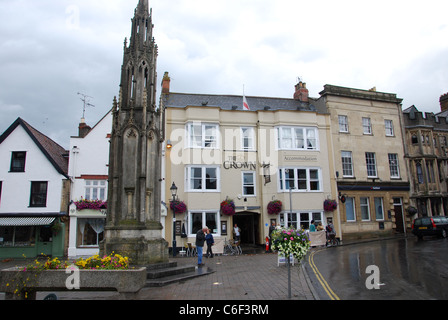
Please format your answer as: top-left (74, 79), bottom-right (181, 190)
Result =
top-left (196, 227), bottom-right (207, 266)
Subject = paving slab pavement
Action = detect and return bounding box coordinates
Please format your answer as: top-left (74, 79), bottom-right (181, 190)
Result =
top-left (0, 252), bottom-right (316, 301)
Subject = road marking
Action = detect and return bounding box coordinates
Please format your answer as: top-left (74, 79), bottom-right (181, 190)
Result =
top-left (308, 249), bottom-right (341, 300)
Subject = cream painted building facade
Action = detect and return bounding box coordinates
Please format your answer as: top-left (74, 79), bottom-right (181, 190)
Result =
top-left (317, 85), bottom-right (410, 240)
top-left (161, 74), bottom-right (340, 250)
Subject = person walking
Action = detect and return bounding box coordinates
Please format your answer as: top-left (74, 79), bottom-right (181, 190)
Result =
top-left (205, 228), bottom-right (214, 258)
top-left (196, 227), bottom-right (207, 266)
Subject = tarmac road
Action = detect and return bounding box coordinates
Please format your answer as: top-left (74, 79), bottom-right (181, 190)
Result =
top-left (305, 237), bottom-right (448, 300)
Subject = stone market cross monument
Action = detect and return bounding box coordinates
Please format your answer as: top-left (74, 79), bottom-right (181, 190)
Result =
top-left (100, 0), bottom-right (168, 264)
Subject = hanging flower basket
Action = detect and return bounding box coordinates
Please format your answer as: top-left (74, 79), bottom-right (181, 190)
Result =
top-left (220, 199), bottom-right (236, 216)
top-left (406, 206), bottom-right (418, 216)
top-left (170, 200), bottom-right (187, 214)
top-left (271, 227), bottom-right (310, 261)
top-left (323, 199), bottom-right (338, 212)
top-left (267, 200), bottom-right (282, 215)
top-left (74, 199), bottom-right (107, 211)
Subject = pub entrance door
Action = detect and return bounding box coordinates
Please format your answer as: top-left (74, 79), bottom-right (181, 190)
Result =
top-left (232, 211), bottom-right (259, 245)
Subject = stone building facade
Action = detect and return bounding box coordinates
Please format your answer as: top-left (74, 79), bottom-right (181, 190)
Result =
top-left (402, 94), bottom-right (448, 217)
top-left (316, 85), bottom-right (410, 240)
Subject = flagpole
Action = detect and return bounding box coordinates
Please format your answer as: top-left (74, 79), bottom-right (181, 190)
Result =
top-left (242, 84), bottom-right (250, 111)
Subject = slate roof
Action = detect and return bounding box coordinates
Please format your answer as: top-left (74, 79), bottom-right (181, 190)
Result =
top-left (162, 92), bottom-right (318, 112)
top-left (0, 117), bottom-right (69, 177)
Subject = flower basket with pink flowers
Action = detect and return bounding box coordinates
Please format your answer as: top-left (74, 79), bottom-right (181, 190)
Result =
top-left (267, 200), bottom-right (282, 215)
top-left (170, 200), bottom-right (187, 214)
top-left (323, 199), bottom-right (338, 212)
top-left (220, 199), bottom-right (236, 216)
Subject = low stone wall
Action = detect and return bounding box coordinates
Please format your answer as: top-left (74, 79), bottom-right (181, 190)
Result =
top-left (0, 267), bottom-right (147, 300)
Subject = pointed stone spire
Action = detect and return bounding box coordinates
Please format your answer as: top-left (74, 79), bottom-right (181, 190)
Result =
top-left (137, 0), bottom-right (149, 14)
top-left (101, 0), bottom-right (168, 265)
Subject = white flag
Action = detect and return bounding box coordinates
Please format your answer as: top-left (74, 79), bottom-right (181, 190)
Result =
top-left (243, 95), bottom-right (250, 111)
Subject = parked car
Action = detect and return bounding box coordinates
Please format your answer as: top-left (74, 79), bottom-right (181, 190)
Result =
top-left (412, 216), bottom-right (448, 240)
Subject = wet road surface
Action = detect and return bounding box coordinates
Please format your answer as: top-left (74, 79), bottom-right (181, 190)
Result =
top-left (305, 237), bottom-right (448, 300)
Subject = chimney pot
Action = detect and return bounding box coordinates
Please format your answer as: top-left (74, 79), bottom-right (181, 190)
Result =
top-left (440, 92), bottom-right (448, 113)
top-left (294, 81), bottom-right (309, 102)
top-left (161, 71), bottom-right (170, 94)
top-left (78, 119), bottom-right (91, 138)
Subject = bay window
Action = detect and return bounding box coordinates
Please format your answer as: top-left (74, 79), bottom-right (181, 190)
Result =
top-left (279, 211), bottom-right (323, 230)
top-left (187, 122), bottom-right (219, 148)
top-left (277, 127), bottom-right (319, 150)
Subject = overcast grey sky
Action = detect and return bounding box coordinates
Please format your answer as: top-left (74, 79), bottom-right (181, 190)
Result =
top-left (1, 0), bottom-right (447, 148)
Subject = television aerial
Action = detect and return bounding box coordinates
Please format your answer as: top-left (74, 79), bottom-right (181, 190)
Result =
top-left (77, 92), bottom-right (95, 118)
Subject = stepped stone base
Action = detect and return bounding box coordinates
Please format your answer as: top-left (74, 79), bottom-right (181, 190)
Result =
top-left (143, 261), bottom-right (214, 287)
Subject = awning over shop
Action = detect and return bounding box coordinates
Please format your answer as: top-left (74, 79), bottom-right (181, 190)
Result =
top-left (0, 217), bottom-right (56, 226)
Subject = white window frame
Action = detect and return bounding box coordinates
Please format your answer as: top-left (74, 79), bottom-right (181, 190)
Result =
top-left (360, 197), bottom-right (370, 221)
top-left (187, 210), bottom-right (220, 236)
top-left (241, 127), bottom-right (255, 151)
top-left (280, 211), bottom-right (323, 230)
top-left (362, 117), bottom-right (372, 135)
top-left (338, 115), bottom-right (349, 133)
top-left (345, 197), bottom-right (356, 222)
top-left (278, 167), bottom-right (322, 192)
top-left (365, 152), bottom-right (377, 178)
top-left (186, 122), bottom-right (219, 149)
top-left (185, 165), bottom-right (220, 192)
top-left (85, 180), bottom-right (107, 200)
top-left (385, 120), bottom-right (394, 136)
top-left (374, 197), bottom-right (384, 221)
top-left (276, 126), bottom-right (319, 151)
top-left (341, 151), bottom-right (354, 177)
top-left (242, 171), bottom-right (256, 196)
top-left (388, 153), bottom-right (400, 178)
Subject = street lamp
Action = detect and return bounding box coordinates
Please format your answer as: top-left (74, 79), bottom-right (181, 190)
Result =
top-left (170, 182), bottom-right (178, 257)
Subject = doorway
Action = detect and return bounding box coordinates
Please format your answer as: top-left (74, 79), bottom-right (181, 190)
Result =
top-left (393, 197), bottom-right (405, 233)
top-left (37, 226), bottom-right (53, 256)
top-left (232, 211), bottom-right (259, 245)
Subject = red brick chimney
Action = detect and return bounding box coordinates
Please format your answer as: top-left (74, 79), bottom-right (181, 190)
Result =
top-left (440, 92), bottom-right (448, 112)
top-left (161, 71), bottom-right (170, 94)
top-left (294, 81), bottom-right (309, 102)
top-left (78, 118), bottom-right (91, 138)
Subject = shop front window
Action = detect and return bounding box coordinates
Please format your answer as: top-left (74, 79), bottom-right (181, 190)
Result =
top-left (77, 218), bottom-right (105, 247)
top-left (0, 226), bottom-right (35, 247)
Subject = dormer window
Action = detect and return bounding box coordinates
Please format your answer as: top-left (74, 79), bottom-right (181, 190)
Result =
top-left (10, 151), bottom-right (26, 172)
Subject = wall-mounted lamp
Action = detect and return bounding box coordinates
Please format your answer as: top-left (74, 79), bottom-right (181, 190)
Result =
top-left (166, 140), bottom-right (172, 149)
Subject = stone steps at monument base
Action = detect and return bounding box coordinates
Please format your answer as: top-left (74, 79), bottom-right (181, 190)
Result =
top-left (145, 265), bottom-right (214, 287)
top-left (145, 261), bottom-right (178, 271)
top-left (146, 264), bottom-right (196, 279)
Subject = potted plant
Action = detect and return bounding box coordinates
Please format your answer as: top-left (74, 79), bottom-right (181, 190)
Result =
top-left (220, 199), bottom-right (236, 216)
top-left (324, 199), bottom-right (338, 212)
top-left (267, 200), bottom-right (282, 215)
top-left (170, 200), bottom-right (187, 214)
